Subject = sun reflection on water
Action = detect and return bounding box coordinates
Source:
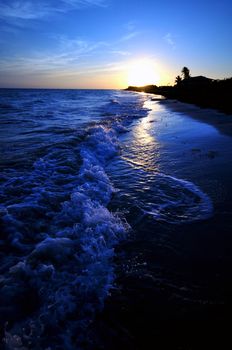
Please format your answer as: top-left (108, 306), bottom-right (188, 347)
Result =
top-left (122, 111), bottom-right (160, 172)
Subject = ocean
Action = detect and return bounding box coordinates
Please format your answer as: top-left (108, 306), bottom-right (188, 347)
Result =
top-left (1, 89), bottom-right (232, 349)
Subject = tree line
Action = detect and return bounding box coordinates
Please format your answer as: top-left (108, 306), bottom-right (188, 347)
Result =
top-left (126, 66), bottom-right (232, 114)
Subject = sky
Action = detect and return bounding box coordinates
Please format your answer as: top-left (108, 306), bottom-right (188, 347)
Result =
top-left (0, 0), bottom-right (231, 88)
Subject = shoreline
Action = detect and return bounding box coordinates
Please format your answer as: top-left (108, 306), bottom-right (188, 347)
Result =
top-left (125, 76), bottom-right (232, 115)
top-left (95, 93), bottom-right (232, 350)
top-left (159, 98), bottom-right (232, 137)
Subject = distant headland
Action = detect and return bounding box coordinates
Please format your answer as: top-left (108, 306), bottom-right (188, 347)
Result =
top-left (125, 67), bottom-right (232, 114)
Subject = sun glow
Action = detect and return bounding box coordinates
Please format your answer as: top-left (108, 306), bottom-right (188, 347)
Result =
top-left (127, 59), bottom-right (160, 86)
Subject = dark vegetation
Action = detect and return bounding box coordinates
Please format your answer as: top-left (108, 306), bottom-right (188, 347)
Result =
top-left (125, 67), bottom-right (232, 114)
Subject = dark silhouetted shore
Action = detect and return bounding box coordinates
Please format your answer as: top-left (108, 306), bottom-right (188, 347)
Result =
top-left (125, 76), bottom-right (232, 114)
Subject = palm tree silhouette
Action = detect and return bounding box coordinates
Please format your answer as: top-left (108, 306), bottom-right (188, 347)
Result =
top-left (181, 67), bottom-right (190, 80)
top-left (175, 75), bottom-right (182, 85)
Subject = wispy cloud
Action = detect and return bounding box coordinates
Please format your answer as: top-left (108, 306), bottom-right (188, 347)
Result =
top-left (119, 21), bottom-right (141, 42)
top-left (0, 35), bottom-right (110, 75)
top-left (119, 31), bottom-right (140, 42)
top-left (164, 33), bottom-right (176, 48)
top-left (56, 35), bottom-right (108, 52)
top-left (0, 1), bottom-right (50, 20)
top-left (0, 53), bottom-right (127, 83)
top-left (0, 28), bottom-right (130, 87)
top-left (0, 0), bottom-right (107, 21)
top-left (62, 0), bottom-right (107, 8)
top-left (110, 50), bottom-right (131, 56)
top-left (0, 28), bottom-right (133, 77)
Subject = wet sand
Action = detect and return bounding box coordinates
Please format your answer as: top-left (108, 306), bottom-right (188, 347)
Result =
top-left (160, 99), bottom-right (232, 137)
top-left (93, 98), bottom-right (232, 350)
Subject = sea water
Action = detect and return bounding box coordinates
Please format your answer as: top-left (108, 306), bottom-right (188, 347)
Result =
top-left (0, 89), bottom-right (215, 349)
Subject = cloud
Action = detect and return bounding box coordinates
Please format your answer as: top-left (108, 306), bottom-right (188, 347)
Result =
top-left (119, 31), bottom-right (140, 42)
top-left (0, 29), bottom-right (132, 77)
top-left (0, 36), bottom-right (110, 76)
top-left (0, 0), bottom-right (107, 21)
top-left (0, 53), bottom-right (127, 85)
top-left (0, 1), bottom-right (50, 20)
top-left (0, 17), bottom-right (134, 86)
top-left (62, 0), bottom-right (107, 8)
top-left (57, 35), bottom-right (108, 52)
top-left (0, 31), bottom-right (130, 88)
top-left (164, 33), bottom-right (175, 48)
top-left (110, 50), bottom-right (131, 56)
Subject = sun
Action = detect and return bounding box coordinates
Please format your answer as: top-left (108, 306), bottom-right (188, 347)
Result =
top-left (127, 59), bottom-right (160, 86)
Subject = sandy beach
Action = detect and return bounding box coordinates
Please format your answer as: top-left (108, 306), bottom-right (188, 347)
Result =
top-left (95, 96), bottom-right (232, 350)
top-left (160, 98), bottom-right (232, 137)
top-left (1, 89), bottom-right (232, 349)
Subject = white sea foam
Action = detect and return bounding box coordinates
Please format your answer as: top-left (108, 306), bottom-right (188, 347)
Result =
top-left (0, 89), bottom-right (214, 349)
top-left (1, 109), bottom-right (135, 348)
top-left (142, 173), bottom-right (213, 224)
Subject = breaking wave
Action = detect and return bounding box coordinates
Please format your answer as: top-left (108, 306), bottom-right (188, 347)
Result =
top-left (142, 173), bottom-right (213, 224)
top-left (0, 89), bottom-right (213, 349)
top-left (1, 126), bottom-right (128, 349)
top-left (0, 96), bottom-right (143, 349)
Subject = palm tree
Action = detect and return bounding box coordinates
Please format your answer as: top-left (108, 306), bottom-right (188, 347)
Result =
top-left (175, 75), bottom-right (182, 85)
top-left (181, 67), bottom-right (190, 80)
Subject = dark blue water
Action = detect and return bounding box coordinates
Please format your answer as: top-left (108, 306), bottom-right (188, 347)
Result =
top-left (0, 89), bottom-right (150, 348)
top-left (101, 98), bottom-right (232, 350)
top-left (1, 89), bottom-right (231, 349)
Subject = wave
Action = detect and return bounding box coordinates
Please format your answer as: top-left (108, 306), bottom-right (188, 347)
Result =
top-left (142, 173), bottom-right (213, 224)
top-left (0, 90), bottom-right (214, 348)
top-left (0, 122), bottom-right (131, 349)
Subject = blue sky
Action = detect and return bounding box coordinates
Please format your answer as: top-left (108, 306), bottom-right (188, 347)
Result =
top-left (0, 0), bottom-right (231, 88)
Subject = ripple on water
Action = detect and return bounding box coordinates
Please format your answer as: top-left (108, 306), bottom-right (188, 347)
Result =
top-left (142, 173), bottom-right (213, 224)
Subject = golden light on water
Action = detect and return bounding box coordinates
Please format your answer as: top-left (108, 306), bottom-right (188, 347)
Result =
top-left (127, 59), bottom-right (160, 86)
top-left (122, 107), bottom-right (160, 172)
